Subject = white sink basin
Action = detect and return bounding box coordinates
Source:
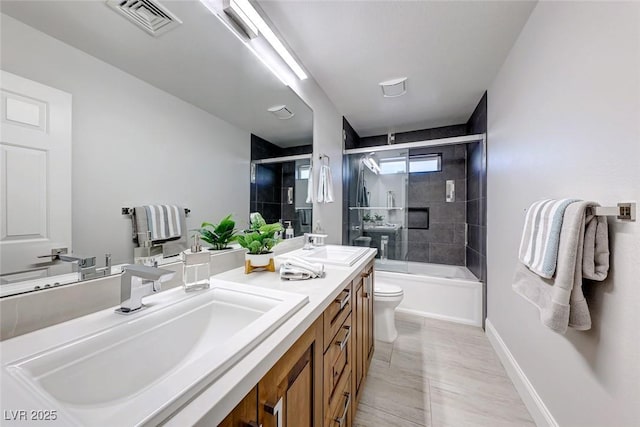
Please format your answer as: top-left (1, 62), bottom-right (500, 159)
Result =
top-left (1, 282), bottom-right (308, 426)
top-left (292, 245), bottom-right (369, 266)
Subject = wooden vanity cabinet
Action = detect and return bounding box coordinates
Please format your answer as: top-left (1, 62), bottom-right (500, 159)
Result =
top-left (353, 262), bottom-right (375, 406)
top-left (218, 258), bottom-right (375, 427)
top-left (323, 282), bottom-right (353, 427)
top-left (217, 387), bottom-right (259, 427)
top-left (257, 317), bottom-right (324, 427)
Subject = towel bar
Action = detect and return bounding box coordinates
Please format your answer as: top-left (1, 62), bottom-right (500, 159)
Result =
top-left (592, 203), bottom-right (635, 221)
top-left (319, 153), bottom-right (330, 165)
top-left (122, 207), bottom-right (191, 216)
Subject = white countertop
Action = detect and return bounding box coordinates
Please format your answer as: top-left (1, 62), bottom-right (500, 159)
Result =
top-left (0, 245), bottom-right (376, 426)
top-left (164, 248), bottom-right (376, 426)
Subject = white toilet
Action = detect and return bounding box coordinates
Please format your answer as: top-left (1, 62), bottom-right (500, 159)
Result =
top-left (373, 282), bottom-right (404, 343)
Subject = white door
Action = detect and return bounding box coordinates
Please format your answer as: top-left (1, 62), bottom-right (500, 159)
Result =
top-left (0, 70), bottom-right (72, 281)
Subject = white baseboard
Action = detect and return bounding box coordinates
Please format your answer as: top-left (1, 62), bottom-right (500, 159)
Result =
top-left (485, 319), bottom-right (558, 427)
top-left (396, 307), bottom-right (482, 327)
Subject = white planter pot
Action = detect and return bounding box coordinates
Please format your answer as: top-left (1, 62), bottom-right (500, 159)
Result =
top-left (245, 252), bottom-right (274, 267)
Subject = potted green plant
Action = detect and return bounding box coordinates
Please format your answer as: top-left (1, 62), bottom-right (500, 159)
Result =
top-left (362, 213), bottom-right (373, 223)
top-left (197, 214), bottom-right (239, 250)
top-left (236, 213), bottom-right (283, 273)
top-left (374, 213), bottom-right (384, 225)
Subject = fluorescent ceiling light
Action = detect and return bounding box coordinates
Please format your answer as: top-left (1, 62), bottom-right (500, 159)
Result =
top-left (363, 154), bottom-right (381, 174)
top-left (225, 0), bottom-right (258, 38)
top-left (379, 77), bottom-right (408, 97)
top-left (224, 0), bottom-right (307, 81)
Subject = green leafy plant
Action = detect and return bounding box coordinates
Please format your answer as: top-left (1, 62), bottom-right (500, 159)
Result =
top-left (374, 213), bottom-right (384, 222)
top-left (362, 213), bottom-right (373, 223)
top-left (197, 214), bottom-right (239, 250)
top-left (237, 213), bottom-right (284, 255)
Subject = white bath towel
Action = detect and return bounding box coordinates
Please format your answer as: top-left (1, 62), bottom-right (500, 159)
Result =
top-left (280, 266), bottom-right (313, 281)
top-left (317, 164), bottom-right (334, 203)
top-left (513, 201), bottom-right (609, 333)
top-left (282, 256), bottom-right (325, 278)
top-left (306, 165), bottom-right (314, 204)
top-left (518, 199), bottom-right (579, 278)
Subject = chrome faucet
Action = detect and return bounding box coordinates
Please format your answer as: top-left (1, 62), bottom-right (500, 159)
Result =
top-left (37, 248), bottom-right (111, 280)
top-left (116, 264), bottom-right (175, 314)
top-left (303, 233), bottom-right (329, 250)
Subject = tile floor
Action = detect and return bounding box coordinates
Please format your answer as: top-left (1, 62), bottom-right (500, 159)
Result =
top-left (354, 313), bottom-right (535, 427)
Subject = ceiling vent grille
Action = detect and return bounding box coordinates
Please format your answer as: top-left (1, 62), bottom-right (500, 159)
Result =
top-left (106, 0), bottom-right (182, 37)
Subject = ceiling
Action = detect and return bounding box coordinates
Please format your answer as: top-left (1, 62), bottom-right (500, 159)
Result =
top-left (259, 0), bottom-right (537, 137)
top-left (0, 0), bottom-right (313, 147)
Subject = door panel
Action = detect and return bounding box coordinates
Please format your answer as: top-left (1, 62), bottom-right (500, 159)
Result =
top-left (0, 71), bottom-right (71, 276)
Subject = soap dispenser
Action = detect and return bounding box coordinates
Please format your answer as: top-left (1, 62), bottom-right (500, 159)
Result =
top-left (182, 234), bottom-right (210, 292)
top-left (285, 221), bottom-right (294, 239)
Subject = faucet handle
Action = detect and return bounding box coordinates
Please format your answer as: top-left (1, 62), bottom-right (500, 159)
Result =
top-left (77, 256), bottom-right (96, 268)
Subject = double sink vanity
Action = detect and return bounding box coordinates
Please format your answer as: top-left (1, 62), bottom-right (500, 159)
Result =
top-left (0, 244), bottom-right (376, 427)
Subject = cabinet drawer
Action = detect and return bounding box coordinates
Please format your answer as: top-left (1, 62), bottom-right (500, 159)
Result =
top-left (323, 282), bottom-right (352, 351)
top-left (326, 373), bottom-right (352, 427)
top-left (323, 315), bottom-right (352, 412)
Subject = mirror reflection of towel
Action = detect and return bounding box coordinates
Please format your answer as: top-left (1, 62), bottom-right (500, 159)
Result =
top-left (133, 205), bottom-right (188, 258)
top-left (298, 209), bottom-right (310, 226)
top-left (144, 205), bottom-right (182, 240)
top-left (317, 165), bottom-right (334, 203)
top-left (306, 165), bottom-right (314, 203)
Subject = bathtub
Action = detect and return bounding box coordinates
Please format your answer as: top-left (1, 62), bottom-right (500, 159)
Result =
top-left (374, 260), bottom-right (483, 326)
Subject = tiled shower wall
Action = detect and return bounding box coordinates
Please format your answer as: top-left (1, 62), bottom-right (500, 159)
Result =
top-left (465, 92), bottom-right (488, 281)
top-left (250, 163), bottom-right (282, 225)
top-left (407, 145), bottom-right (467, 265)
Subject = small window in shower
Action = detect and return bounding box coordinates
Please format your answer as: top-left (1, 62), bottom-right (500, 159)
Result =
top-left (379, 157), bottom-right (407, 174)
top-left (297, 164), bottom-right (310, 179)
top-left (409, 154), bottom-right (441, 173)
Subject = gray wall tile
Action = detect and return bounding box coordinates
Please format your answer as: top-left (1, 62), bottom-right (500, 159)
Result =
top-left (429, 243), bottom-right (465, 265)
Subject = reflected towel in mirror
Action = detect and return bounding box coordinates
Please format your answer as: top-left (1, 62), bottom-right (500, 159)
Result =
top-left (317, 164), bottom-right (334, 203)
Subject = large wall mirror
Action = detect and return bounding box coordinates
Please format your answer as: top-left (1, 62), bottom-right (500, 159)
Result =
top-left (0, 1), bottom-right (313, 297)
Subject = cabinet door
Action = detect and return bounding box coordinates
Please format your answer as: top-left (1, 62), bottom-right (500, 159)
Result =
top-left (217, 387), bottom-right (258, 427)
top-left (354, 276), bottom-right (364, 396)
top-left (259, 318), bottom-right (323, 427)
top-left (366, 266), bottom-right (375, 364)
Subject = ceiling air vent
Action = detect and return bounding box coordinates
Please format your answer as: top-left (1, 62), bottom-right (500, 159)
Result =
top-left (268, 105), bottom-right (295, 120)
top-left (106, 0), bottom-right (182, 37)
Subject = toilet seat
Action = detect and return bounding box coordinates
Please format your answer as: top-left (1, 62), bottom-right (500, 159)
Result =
top-left (374, 283), bottom-right (403, 297)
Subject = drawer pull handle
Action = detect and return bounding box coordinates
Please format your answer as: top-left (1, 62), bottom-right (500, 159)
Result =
top-left (336, 325), bottom-right (352, 351)
top-left (242, 422), bottom-right (262, 427)
top-left (264, 397), bottom-right (283, 427)
top-left (334, 392), bottom-right (351, 426)
top-left (335, 289), bottom-right (351, 311)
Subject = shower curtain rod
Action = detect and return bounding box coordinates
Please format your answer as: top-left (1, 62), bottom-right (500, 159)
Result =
top-left (343, 133), bottom-right (485, 155)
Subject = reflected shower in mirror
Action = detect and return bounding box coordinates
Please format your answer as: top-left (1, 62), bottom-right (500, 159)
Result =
top-left (250, 131), bottom-right (313, 237)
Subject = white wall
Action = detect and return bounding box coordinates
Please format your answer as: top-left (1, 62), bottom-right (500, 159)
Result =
top-left (289, 78), bottom-right (343, 243)
top-left (487, 2), bottom-right (640, 426)
top-left (0, 14), bottom-right (250, 265)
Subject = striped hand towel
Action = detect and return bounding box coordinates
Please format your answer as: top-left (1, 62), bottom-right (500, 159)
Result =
top-left (144, 205), bottom-right (183, 241)
top-left (518, 199), bottom-right (579, 278)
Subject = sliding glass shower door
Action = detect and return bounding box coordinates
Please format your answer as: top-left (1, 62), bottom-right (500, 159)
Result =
top-left (345, 149), bottom-right (409, 273)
